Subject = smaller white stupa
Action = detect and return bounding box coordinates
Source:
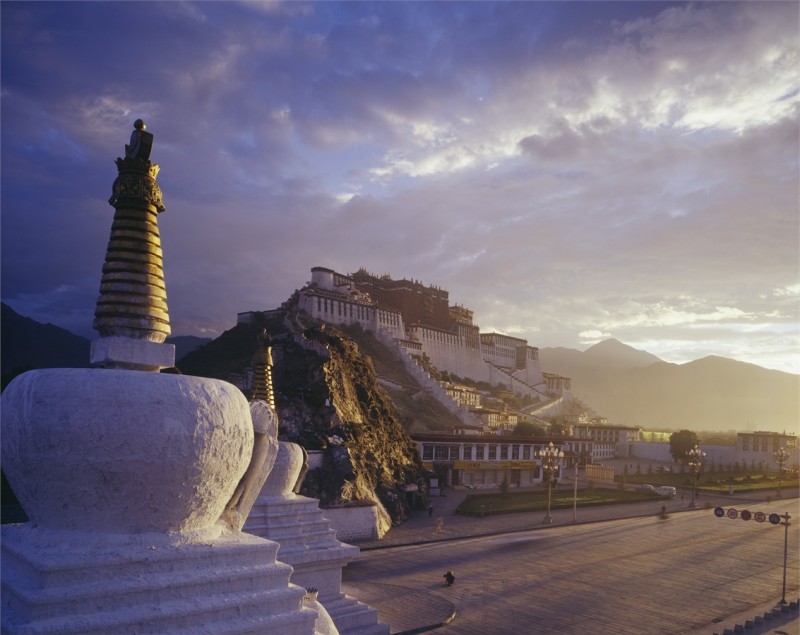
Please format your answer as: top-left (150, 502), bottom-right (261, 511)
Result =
top-left (242, 331), bottom-right (388, 635)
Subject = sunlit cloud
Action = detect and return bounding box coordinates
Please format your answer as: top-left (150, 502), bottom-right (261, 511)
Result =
top-left (1, 0), bottom-right (797, 377)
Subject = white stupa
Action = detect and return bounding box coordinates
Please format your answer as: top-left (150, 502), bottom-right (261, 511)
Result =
top-left (0, 121), bottom-right (320, 634)
top-left (242, 331), bottom-right (388, 635)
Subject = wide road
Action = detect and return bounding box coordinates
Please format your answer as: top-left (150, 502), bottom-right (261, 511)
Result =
top-left (342, 501), bottom-right (799, 634)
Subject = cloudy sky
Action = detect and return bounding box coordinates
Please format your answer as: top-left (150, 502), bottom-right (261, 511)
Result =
top-left (2, 1), bottom-right (798, 373)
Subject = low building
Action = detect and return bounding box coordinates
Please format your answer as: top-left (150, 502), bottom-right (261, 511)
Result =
top-left (475, 408), bottom-right (518, 433)
top-left (574, 422), bottom-right (642, 458)
top-left (414, 433), bottom-right (580, 489)
top-left (735, 431), bottom-right (798, 470)
top-left (444, 383), bottom-right (482, 408)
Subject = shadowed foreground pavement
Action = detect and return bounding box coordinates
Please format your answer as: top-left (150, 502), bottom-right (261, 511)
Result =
top-left (343, 487), bottom-right (799, 634)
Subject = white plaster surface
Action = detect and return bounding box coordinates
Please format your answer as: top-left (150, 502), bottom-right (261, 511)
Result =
top-left (319, 506), bottom-right (386, 542)
top-left (1, 368), bottom-right (253, 534)
top-left (1, 524), bottom-right (318, 635)
top-left (90, 336), bottom-right (176, 371)
top-left (259, 441), bottom-right (305, 499)
top-left (309, 599), bottom-right (340, 635)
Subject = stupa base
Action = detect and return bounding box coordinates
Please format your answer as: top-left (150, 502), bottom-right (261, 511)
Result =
top-left (244, 496), bottom-right (388, 635)
top-left (1, 524), bottom-right (317, 635)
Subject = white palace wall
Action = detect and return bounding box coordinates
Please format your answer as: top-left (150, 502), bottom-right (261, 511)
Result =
top-left (407, 325), bottom-right (489, 383)
top-left (298, 288), bottom-right (405, 340)
top-left (375, 329), bottom-right (484, 428)
top-left (297, 269), bottom-right (551, 401)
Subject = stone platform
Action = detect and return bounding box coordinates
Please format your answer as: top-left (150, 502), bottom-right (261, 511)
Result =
top-left (1, 525), bottom-right (317, 635)
top-left (245, 495), bottom-right (388, 635)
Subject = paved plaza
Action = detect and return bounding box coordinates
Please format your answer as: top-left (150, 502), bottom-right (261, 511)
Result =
top-left (343, 488), bottom-right (799, 634)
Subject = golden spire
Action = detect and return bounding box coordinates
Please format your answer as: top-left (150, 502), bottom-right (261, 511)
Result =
top-left (251, 329), bottom-right (274, 408)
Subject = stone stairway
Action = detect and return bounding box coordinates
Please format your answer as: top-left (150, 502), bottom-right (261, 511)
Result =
top-left (1, 527), bottom-right (317, 635)
top-left (244, 495), bottom-right (389, 635)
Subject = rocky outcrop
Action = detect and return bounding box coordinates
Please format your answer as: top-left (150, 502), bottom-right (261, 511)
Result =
top-left (179, 309), bottom-right (428, 527)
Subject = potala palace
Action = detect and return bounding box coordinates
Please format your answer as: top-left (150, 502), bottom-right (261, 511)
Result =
top-left (241, 265), bottom-right (572, 409)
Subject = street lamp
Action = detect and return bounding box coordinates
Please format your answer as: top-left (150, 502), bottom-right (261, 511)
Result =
top-left (774, 447), bottom-right (790, 499)
top-left (687, 445), bottom-right (706, 509)
top-left (537, 442), bottom-right (564, 524)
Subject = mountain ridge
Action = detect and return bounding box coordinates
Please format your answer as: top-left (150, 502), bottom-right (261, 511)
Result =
top-left (3, 305), bottom-right (796, 433)
top-left (539, 340), bottom-right (798, 431)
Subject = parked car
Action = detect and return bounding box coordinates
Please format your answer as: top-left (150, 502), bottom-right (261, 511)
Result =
top-left (637, 484), bottom-right (656, 493)
top-left (656, 486), bottom-right (677, 497)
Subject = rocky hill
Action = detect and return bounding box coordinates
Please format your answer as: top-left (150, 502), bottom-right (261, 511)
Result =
top-left (178, 308), bottom-right (431, 524)
top-left (539, 339), bottom-right (799, 432)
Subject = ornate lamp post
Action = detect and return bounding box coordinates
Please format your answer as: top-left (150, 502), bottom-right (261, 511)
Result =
top-left (537, 442), bottom-right (564, 524)
top-left (774, 447), bottom-right (790, 499)
top-left (687, 445), bottom-right (706, 509)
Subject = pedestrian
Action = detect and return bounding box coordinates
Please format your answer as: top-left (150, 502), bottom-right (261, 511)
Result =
top-left (428, 503), bottom-right (433, 518)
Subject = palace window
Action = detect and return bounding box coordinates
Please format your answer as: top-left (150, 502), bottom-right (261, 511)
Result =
top-left (434, 446), bottom-right (448, 461)
top-left (464, 445), bottom-right (473, 460)
top-left (476, 445), bottom-right (485, 460)
top-left (762, 438), bottom-right (768, 451)
top-left (422, 445), bottom-right (433, 461)
top-left (488, 446), bottom-right (497, 460)
top-left (500, 446), bottom-right (508, 460)
top-left (511, 445), bottom-right (519, 460)
top-left (450, 445), bottom-right (461, 460)
top-left (522, 445), bottom-right (531, 460)
top-left (742, 437), bottom-right (749, 451)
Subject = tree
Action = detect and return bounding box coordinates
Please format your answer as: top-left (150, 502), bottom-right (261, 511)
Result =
top-left (548, 420), bottom-right (570, 437)
top-left (499, 474), bottom-right (510, 497)
top-left (513, 420), bottom-right (546, 437)
top-left (669, 429), bottom-right (699, 464)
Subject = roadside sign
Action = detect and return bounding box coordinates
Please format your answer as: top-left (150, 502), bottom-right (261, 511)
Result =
top-left (727, 508), bottom-right (738, 519)
top-left (714, 507), bottom-right (725, 518)
top-left (741, 510), bottom-right (752, 521)
top-left (754, 511), bottom-right (766, 523)
top-left (769, 513), bottom-right (781, 525)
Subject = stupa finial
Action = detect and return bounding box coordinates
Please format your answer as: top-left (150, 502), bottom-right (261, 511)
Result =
top-left (90, 120), bottom-right (175, 371)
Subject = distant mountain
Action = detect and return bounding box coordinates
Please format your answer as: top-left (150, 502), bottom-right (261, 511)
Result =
top-left (169, 335), bottom-right (212, 361)
top-left (582, 338), bottom-right (663, 368)
top-left (0, 303), bottom-right (210, 380)
top-left (539, 339), bottom-right (799, 432)
top-left (541, 338), bottom-right (662, 376)
top-left (1, 303), bottom-right (90, 378)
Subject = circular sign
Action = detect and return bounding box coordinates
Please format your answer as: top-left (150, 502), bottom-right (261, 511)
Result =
top-left (769, 513), bottom-right (781, 525)
top-left (727, 508), bottom-right (739, 519)
top-left (754, 511), bottom-right (766, 523)
top-left (714, 507), bottom-right (725, 518)
top-left (740, 510), bottom-right (752, 521)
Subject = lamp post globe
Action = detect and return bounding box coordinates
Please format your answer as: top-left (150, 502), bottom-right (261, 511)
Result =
top-left (687, 445), bottom-right (706, 509)
top-left (537, 442), bottom-right (564, 524)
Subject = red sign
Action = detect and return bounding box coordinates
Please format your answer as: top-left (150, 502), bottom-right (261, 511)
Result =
top-left (727, 508), bottom-right (738, 519)
top-left (740, 510), bottom-right (752, 521)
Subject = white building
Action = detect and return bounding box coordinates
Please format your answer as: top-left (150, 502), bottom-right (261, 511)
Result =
top-left (271, 266), bottom-right (557, 400)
